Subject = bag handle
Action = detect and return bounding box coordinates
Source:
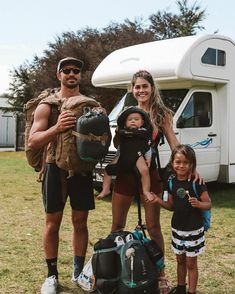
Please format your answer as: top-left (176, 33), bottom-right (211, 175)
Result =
top-left (133, 170), bottom-right (147, 238)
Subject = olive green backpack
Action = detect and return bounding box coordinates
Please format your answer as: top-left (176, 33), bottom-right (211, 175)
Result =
top-left (24, 89), bottom-right (60, 179)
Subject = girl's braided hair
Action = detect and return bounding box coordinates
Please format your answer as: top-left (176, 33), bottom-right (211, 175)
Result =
top-left (131, 70), bottom-right (172, 129)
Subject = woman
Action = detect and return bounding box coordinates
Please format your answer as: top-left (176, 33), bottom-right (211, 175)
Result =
top-left (111, 70), bottom-right (178, 294)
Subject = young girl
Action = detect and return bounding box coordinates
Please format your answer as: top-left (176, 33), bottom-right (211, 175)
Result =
top-left (97, 106), bottom-right (155, 202)
top-left (152, 144), bottom-right (211, 294)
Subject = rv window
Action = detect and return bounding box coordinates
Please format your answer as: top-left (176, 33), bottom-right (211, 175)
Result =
top-left (177, 92), bottom-right (212, 128)
top-left (201, 48), bottom-right (226, 66)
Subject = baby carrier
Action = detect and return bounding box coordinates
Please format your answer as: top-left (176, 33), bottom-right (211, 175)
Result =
top-left (107, 106), bottom-right (153, 176)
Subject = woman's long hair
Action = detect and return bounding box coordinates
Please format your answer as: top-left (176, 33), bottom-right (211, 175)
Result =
top-left (131, 70), bottom-right (172, 129)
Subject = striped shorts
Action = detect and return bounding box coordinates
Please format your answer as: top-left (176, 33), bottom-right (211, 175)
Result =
top-left (171, 227), bottom-right (205, 257)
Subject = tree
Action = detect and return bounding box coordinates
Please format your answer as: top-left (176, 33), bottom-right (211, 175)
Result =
top-left (8, 62), bottom-right (36, 111)
top-left (8, 0), bottom-right (206, 112)
top-left (149, 0), bottom-right (206, 40)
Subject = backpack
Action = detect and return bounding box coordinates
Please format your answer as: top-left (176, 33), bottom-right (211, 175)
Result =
top-left (118, 239), bottom-right (159, 294)
top-left (24, 88), bottom-right (60, 175)
top-left (73, 108), bottom-right (111, 162)
top-left (168, 176), bottom-right (211, 231)
top-left (91, 230), bottom-right (159, 294)
top-left (55, 95), bottom-right (109, 177)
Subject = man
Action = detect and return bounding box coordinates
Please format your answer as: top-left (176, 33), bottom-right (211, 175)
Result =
top-left (28, 57), bottom-right (95, 294)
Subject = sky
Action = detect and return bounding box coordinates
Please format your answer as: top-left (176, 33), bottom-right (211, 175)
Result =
top-left (0, 0), bottom-right (234, 94)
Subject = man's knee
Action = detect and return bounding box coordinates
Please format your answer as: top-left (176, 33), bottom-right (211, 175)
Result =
top-left (72, 213), bottom-right (88, 232)
top-left (45, 221), bottom-right (60, 236)
top-left (45, 213), bottom-right (63, 234)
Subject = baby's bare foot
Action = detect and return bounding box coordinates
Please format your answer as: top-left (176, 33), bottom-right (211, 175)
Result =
top-left (96, 190), bottom-right (111, 200)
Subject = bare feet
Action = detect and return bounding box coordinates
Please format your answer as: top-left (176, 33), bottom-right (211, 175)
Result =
top-left (158, 276), bottom-right (171, 294)
top-left (96, 189), bottom-right (111, 200)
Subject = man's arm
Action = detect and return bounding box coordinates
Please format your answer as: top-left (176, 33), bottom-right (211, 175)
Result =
top-left (28, 103), bottom-right (76, 150)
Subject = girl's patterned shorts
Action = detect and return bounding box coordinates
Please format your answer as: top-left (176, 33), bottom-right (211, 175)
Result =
top-left (171, 227), bottom-right (205, 257)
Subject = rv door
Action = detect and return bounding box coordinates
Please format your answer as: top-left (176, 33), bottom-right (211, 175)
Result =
top-left (175, 89), bottom-right (220, 182)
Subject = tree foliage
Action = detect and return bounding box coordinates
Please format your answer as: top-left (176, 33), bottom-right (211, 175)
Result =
top-left (149, 0), bottom-right (206, 39)
top-left (8, 0), bottom-right (206, 113)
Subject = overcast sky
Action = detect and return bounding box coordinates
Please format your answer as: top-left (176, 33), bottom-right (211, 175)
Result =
top-left (0, 0), bottom-right (234, 94)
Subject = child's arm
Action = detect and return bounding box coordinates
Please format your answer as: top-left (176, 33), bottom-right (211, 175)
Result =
top-left (188, 190), bottom-right (212, 210)
top-left (151, 192), bottom-right (174, 211)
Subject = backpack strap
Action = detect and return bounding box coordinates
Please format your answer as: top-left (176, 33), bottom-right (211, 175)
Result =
top-left (37, 93), bottom-right (61, 181)
top-left (72, 131), bottom-right (110, 144)
top-left (168, 177), bottom-right (172, 192)
top-left (168, 175), bottom-right (198, 197)
top-left (192, 181), bottom-right (199, 198)
top-left (168, 174), bottom-right (175, 192)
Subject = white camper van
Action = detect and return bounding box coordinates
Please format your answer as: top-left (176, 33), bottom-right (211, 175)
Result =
top-left (92, 34), bottom-right (235, 186)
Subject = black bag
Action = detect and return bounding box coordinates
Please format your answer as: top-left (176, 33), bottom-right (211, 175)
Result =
top-left (92, 230), bottom-right (160, 294)
top-left (74, 109), bottom-right (112, 162)
top-left (92, 236), bottom-right (120, 294)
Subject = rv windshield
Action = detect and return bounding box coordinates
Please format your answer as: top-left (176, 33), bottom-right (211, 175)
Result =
top-left (108, 89), bottom-right (188, 125)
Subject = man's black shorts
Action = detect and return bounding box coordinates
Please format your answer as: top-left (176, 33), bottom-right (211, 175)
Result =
top-left (42, 163), bottom-right (95, 213)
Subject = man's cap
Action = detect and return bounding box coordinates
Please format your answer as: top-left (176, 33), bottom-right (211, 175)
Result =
top-left (57, 57), bottom-right (84, 72)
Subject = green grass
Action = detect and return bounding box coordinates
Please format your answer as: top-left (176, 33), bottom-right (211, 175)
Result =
top-left (0, 152), bottom-right (234, 293)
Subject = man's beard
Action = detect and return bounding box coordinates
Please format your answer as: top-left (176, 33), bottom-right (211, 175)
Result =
top-left (62, 79), bottom-right (79, 89)
top-left (66, 83), bottom-right (79, 89)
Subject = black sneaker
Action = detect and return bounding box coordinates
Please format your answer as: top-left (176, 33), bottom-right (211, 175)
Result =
top-left (169, 285), bottom-right (187, 294)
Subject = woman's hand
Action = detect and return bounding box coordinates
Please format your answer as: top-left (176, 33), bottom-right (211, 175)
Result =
top-left (189, 170), bottom-right (204, 185)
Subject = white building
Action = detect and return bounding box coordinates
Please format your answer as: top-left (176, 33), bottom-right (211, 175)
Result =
top-left (0, 97), bottom-right (16, 150)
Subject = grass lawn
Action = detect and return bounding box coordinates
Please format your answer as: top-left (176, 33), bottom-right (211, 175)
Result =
top-left (0, 151), bottom-right (234, 293)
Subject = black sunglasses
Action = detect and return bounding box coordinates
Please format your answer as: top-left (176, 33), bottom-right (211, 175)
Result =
top-left (60, 68), bottom-right (81, 74)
